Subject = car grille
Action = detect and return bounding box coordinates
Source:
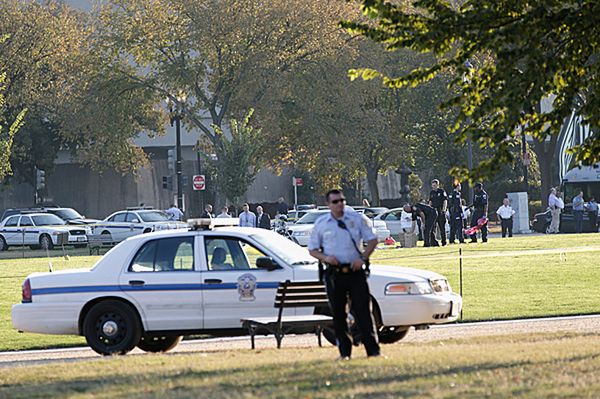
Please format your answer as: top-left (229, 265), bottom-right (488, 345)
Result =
top-left (433, 312), bottom-right (451, 319)
top-left (69, 230), bottom-right (86, 236)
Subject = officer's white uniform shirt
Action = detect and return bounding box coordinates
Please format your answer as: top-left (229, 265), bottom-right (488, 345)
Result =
top-left (400, 210), bottom-right (414, 230)
top-left (166, 207), bottom-right (183, 221)
top-left (496, 205), bottom-right (515, 219)
top-left (308, 206), bottom-right (377, 264)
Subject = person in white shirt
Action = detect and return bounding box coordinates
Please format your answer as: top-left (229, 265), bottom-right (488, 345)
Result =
top-left (496, 198), bottom-right (516, 238)
top-left (216, 206), bottom-right (231, 218)
top-left (547, 188), bottom-right (564, 233)
top-left (165, 204), bottom-right (183, 221)
top-left (238, 203), bottom-right (256, 227)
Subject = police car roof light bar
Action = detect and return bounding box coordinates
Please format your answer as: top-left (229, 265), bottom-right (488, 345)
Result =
top-left (187, 218), bottom-right (240, 230)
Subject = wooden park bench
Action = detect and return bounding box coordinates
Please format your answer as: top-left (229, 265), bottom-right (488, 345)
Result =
top-left (87, 234), bottom-right (117, 255)
top-left (241, 280), bottom-right (333, 349)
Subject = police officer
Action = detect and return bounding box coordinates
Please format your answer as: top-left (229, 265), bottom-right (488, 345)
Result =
top-left (448, 182), bottom-right (465, 244)
top-left (308, 189), bottom-right (381, 360)
top-left (429, 179), bottom-right (448, 246)
top-left (470, 182), bottom-right (489, 243)
top-left (403, 203), bottom-right (438, 247)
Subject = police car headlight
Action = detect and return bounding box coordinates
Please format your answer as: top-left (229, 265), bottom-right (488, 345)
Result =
top-left (385, 282), bottom-right (433, 295)
top-left (293, 231), bottom-right (311, 236)
top-left (430, 279), bottom-right (450, 293)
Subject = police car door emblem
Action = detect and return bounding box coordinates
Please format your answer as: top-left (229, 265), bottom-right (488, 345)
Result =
top-left (237, 273), bottom-right (257, 302)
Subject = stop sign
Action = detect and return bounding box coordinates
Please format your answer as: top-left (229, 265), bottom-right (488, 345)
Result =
top-left (193, 175), bottom-right (206, 191)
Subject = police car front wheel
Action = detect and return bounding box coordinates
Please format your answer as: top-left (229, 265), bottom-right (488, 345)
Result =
top-left (83, 300), bottom-right (142, 356)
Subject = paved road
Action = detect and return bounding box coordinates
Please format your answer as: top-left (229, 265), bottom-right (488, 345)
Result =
top-left (1, 315), bottom-right (599, 369)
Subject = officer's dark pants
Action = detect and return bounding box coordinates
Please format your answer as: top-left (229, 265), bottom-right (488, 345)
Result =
top-left (424, 211), bottom-right (438, 247)
top-left (434, 210), bottom-right (447, 245)
top-left (325, 270), bottom-right (380, 357)
top-left (449, 215), bottom-right (464, 243)
top-left (470, 210), bottom-right (487, 242)
top-left (590, 212), bottom-right (598, 232)
top-left (500, 217), bottom-right (513, 237)
top-left (574, 210), bottom-right (584, 233)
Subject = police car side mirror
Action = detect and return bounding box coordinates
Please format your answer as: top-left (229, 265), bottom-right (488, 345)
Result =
top-left (256, 257), bottom-right (279, 271)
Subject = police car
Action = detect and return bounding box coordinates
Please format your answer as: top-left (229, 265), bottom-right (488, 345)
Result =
top-left (289, 209), bottom-right (390, 246)
top-left (0, 213), bottom-right (90, 251)
top-left (12, 219), bottom-right (462, 355)
top-left (91, 207), bottom-right (188, 243)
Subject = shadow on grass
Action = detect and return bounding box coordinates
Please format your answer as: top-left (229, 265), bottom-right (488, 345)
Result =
top-left (2, 348), bottom-right (600, 398)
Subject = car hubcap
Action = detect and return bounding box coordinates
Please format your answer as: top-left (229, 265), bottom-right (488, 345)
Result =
top-left (102, 320), bottom-right (119, 337)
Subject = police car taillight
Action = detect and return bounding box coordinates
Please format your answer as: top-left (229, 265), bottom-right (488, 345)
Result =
top-left (22, 278), bottom-right (32, 303)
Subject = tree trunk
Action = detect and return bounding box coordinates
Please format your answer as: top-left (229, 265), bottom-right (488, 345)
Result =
top-left (531, 136), bottom-right (559, 208)
top-left (366, 166), bottom-right (380, 206)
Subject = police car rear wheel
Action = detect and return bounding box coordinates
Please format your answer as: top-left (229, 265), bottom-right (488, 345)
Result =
top-left (377, 327), bottom-right (409, 344)
top-left (0, 236), bottom-right (7, 251)
top-left (39, 234), bottom-right (53, 250)
top-left (137, 334), bottom-right (182, 353)
top-left (83, 300), bottom-right (141, 356)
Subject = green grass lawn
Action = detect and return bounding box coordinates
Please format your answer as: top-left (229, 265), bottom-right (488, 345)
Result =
top-left (1, 332), bottom-right (600, 398)
top-left (0, 234), bottom-right (599, 352)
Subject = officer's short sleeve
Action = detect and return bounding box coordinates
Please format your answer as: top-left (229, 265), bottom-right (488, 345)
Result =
top-left (307, 221), bottom-right (323, 251)
top-left (358, 214), bottom-right (377, 242)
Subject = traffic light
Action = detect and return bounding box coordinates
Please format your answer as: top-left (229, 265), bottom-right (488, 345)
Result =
top-left (167, 148), bottom-right (175, 175)
top-left (162, 175), bottom-right (173, 190)
top-left (36, 169), bottom-right (46, 191)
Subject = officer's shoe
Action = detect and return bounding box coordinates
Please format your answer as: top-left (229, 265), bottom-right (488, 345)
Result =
top-left (470, 239), bottom-right (478, 243)
top-left (368, 353), bottom-right (387, 359)
top-left (337, 356), bottom-right (351, 361)
top-left (449, 241), bottom-right (456, 244)
top-left (482, 239), bottom-right (488, 243)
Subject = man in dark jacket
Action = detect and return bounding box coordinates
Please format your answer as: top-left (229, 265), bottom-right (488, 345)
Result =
top-left (256, 206), bottom-right (272, 229)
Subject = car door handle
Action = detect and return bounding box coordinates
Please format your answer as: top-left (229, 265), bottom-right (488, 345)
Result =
top-left (204, 279), bottom-right (222, 284)
top-left (129, 280), bottom-right (145, 286)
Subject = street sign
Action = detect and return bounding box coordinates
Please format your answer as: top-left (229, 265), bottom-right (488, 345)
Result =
top-left (293, 177), bottom-right (304, 187)
top-left (193, 175), bottom-right (206, 191)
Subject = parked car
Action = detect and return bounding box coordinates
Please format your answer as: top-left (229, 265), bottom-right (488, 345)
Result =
top-left (1, 207), bottom-right (98, 226)
top-left (91, 207), bottom-right (188, 243)
top-left (288, 209), bottom-right (390, 246)
top-left (0, 213), bottom-right (90, 250)
top-left (12, 221), bottom-right (461, 355)
top-left (531, 205), bottom-right (598, 233)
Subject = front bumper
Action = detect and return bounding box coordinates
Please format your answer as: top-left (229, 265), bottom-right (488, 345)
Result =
top-left (377, 292), bottom-right (462, 326)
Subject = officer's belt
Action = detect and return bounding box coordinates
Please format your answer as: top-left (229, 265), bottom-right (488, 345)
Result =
top-left (326, 263), bottom-right (354, 274)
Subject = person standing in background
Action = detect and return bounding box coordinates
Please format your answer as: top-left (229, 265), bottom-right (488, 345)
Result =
top-left (256, 206), bottom-right (272, 229)
top-left (429, 179), bottom-right (448, 246)
top-left (548, 188), bottom-right (561, 233)
top-left (277, 197), bottom-right (289, 215)
top-left (216, 206), bottom-right (231, 218)
top-left (586, 197), bottom-right (598, 232)
top-left (239, 203), bottom-right (257, 227)
top-left (200, 204), bottom-right (214, 219)
top-left (448, 183), bottom-right (465, 244)
top-left (573, 191), bottom-right (585, 234)
top-left (496, 198), bottom-right (516, 238)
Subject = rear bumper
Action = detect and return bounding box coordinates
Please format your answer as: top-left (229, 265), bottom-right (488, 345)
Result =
top-left (12, 303), bottom-right (80, 335)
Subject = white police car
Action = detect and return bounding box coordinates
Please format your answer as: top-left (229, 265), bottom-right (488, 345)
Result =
top-left (0, 213), bottom-right (90, 251)
top-left (289, 210), bottom-right (390, 246)
top-left (12, 219), bottom-right (461, 355)
top-left (91, 208), bottom-right (187, 243)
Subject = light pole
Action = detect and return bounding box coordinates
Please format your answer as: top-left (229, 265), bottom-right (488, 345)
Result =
top-left (167, 93), bottom-right (187, 211)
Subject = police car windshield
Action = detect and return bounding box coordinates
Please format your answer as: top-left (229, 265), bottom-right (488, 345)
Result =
top-left (32, 214), bottom-right (66, 226)
top-left (249, 232), bottom-right (316, 266)
top-left (138, 211), bottom-right (170, 222)
top-left (295, 211), bottom-right (328, 225)
top-left (50, 209), bottom-right (83, 220)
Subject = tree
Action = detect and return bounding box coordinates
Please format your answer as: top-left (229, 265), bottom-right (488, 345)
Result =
top-left (203, 110), bottom-right (265, 206)
top-left (96, 0), bottom-right (356, 199)
top-left (341, 0), bottom-right (600, 184)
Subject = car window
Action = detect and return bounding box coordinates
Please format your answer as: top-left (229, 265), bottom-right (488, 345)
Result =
top-left (31, 214), bottom-right (65, 226)
top-left (49, 209), bottom-right (82, 220)
top-left (4, 216), bottom-right (19, 227)
top-left (138, 211), bottom-right (170, 222)
top-left (129, 237), bottom-right (194, 272)
top-left (19, 216), bottom-right (33, 227)
top-left (382, 212), bottom-right (399, 221)
top-left (205, 237), bottom-right (267, 271)
top-left (126, 213), bottom-right (139, 223)
top-left (295, 211), bottom-right (328, 224)
top-left (111, 213), bottom-right (127, 223)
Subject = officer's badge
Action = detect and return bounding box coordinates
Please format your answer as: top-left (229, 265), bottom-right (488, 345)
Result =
top-left (237, 273), bottom-right (257, 302)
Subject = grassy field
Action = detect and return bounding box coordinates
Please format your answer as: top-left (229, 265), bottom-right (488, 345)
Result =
top-left (1, 332), bottom-right (600, 398)
top-left (0, 233), bottom-right (599, 352)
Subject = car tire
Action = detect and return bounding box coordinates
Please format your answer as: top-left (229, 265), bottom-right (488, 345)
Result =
top-left (101, 231), bottom-right (112, 240)
top-left (143, 229), bottom-right (152, 234)
top-left (83, 300), bottom-right (142, 356)
top-left (39, 234), bottom-right (54, 250)
top-left (377, 327), bottom-right (409, 344)
top-left (316, 305), bottom-right (361, 346)
top-left (137, 334), bottom-right (182, 353)
top-left (0, 236), bottom-right (8, 251)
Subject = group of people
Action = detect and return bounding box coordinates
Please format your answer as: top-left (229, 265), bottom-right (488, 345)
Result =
top-left (549, 188), bottom-right (599, 233)
top-left (195, 197), bottom-right (291, 230)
